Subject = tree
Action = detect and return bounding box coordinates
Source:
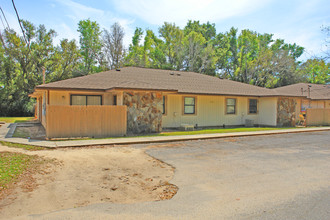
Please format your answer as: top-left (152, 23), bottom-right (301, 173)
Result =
top-left (125, 27), bottom-right (144, 67)
top-left (182, 31), bottom-right (206, 72)
top-left (321, 26), bottom-right (330, 61)
top-left (0, 21), bottom-right (56, 116)
top-left (215, 27), bottom-right (240, 79)
top-left (103, 22), bottom-right (125, 69)
top-left (184, 20), bottom-right (216, 41)
top-left (142, 29), bottom-right (166, 68)
top-left (183, 21), bottom-right (216, 74)
top-left (300, 59), bottom-right (330, 84)
top-left (159, 22), bottom-right (184, 69)
top-left (77, 19), bottom-right (103, 74)
top-left (247, 48), bottom-right (275, 87)
top-left (214, 27), bottom-right (305, 87)
top-left (48, 39), bottom-right (82, 82)
top-left (235, 29), bottom-right (259, 83)
top-left (271, 50), bottom-right (302, 87)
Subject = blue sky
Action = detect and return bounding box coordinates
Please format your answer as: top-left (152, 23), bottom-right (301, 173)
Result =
top-left (1, 0), bottom-right (329, 60)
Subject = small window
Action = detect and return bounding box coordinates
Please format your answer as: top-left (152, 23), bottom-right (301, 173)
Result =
top-left (162, 96), bottom-right (166, 114)
top-left (184, 97), bottom-right (195, 114)
top-left (249, 99), bottom-right (258, 114)
top-left (113, 95), bottom-right (117, 105)
top-left (226, 98), bottom-right (236, 114)
top-left (71, 95), bottom-right (102, 106)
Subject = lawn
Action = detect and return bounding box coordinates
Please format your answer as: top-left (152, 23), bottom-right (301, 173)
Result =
top-left (0, 152), bottom-right (38, 190)
top-left (56, 126), bottom-right (299, 141)
top-left (158, 127), bottom-right (296, 136)
top-left (0, 117), bottom-right (34, 123)
top-left (0, 141), bottom-right (46, 151)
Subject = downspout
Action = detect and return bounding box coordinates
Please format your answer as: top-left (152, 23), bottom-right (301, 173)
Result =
top-left (42, 67), bottom-right (46, 84)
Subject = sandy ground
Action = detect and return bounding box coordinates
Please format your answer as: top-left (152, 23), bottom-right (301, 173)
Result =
top-left (0, 145), bottom-right (177, 219)
top-left (1, 132), bottom-right (329, 219)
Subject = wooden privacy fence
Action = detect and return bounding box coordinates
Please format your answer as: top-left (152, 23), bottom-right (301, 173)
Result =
top-left (46, 105), bottom-right (127, 138)
top-left (306, 108), bottom-right (330, 126)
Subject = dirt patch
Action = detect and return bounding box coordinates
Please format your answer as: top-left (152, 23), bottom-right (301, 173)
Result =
top-left (146, 142), bottom-right (186, 149)
top-left (13, 123), bottom-right (46, 140)
top-left (0, 152), bottom-right (56, 200)
top-left (0, 145), bottom-right (177, 219)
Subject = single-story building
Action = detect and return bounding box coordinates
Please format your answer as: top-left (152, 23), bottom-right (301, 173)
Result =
top-left (273, 83), bottom-right (330, 115)
top-left (273, 83), bottom-right (330, 126)
top-left (29, 67), bottom-right (329, 138)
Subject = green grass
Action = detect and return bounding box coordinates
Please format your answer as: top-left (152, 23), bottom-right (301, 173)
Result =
top-left (0, 152), bottom-right (37, 190)
top-left (0, 117), bottom-right (34, 123)
top-left (157, 127), bottom-right (296, 136)
top-left (0, 141), bottom-right (46, 151)
top-left (55, 126), bottom-right (299, 141)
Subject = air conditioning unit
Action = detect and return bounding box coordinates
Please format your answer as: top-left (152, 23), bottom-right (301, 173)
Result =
top-left (245, 119), bottom-right (254, 127)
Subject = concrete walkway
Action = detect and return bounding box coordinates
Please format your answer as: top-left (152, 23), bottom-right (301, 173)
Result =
top-left (0, 123), bottom-right (330, 148)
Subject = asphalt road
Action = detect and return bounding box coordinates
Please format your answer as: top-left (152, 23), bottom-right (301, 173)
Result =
top-left (14, 131), bottom-right (330, 220)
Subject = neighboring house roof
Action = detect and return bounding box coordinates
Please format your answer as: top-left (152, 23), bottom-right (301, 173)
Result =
top-left (273, 83), bottom-right (330, 100)
top-left (36, 67), bottom-right (279, 97)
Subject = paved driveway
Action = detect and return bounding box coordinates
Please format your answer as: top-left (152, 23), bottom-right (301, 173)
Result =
top-left (15, 131), bottom-right (330, 220)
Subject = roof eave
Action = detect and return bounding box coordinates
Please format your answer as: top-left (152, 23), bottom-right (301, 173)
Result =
top-left (35, 87), bottom-right (107, 92)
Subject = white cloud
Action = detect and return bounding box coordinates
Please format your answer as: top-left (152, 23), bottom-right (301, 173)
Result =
top-left (54, 0), bottom-right (135, 48)
top-left (113, 0), bottom-right (272, 26)
top-left (269, 1), bottom-right (330, 60)
top-left (53, 23), bottom-right (80, 45)
top-left (55, 0), bottom-right (104, 21)
top-left (273, 31), bottom-right (319, 60)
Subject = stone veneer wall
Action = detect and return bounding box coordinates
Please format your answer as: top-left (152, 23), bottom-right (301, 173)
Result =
top-left (277, 97), bottom-right (297, 127)
top-left (123, 91), bottom-right (163, 134)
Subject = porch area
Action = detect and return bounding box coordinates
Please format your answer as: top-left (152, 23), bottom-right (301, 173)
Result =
top-left (44, 105), bottom-right (127, 139)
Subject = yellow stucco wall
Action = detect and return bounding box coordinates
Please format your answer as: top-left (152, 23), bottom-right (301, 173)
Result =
top-left (36, 89), bottom-right (329, 129)
top-left (162, 94), bottom-right (277, 127)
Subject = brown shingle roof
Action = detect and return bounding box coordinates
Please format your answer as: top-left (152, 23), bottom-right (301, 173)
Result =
top-left (273, 83), bottom-right (330, 100)
top-left (36, 67), bottom-right (279, 97)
